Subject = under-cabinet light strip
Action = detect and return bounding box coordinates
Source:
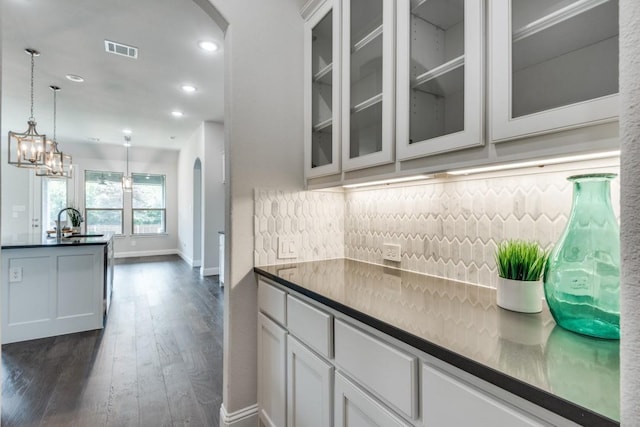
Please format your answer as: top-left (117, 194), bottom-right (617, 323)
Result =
top-left (446, 151), bottom-right (620, 176)
top-left (343, 174), bottom-right (433, 189)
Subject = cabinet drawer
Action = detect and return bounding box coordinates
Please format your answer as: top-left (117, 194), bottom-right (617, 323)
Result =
top-left (287, 295), bottom-right (333, 358)
top-left (422, 364), bottom-right (544, 427)
top-left (258, 279), bottom-right (286, 326)
top-left (334, 319), bottom-right (418, 420)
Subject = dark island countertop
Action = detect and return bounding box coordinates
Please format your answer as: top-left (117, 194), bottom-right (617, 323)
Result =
top-left (2, 232), bottom-right (114, 249)
top-left (255, 258), bottom-right (619, 426)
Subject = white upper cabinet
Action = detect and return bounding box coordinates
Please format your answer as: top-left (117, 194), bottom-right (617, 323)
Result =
top-left (341, 0), bottom-right (396, 171)
top-left (489, 0), bottom-right (619, 142)
top-left (305, 0), bottom-right (341, 178)
top-left (396, 0), bottom-right (484, 161)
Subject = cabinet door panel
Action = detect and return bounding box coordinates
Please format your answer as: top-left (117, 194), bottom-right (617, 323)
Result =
top-left (305, 0), bottom-right (341, 178)
top-left (396, 0), bottom-right (484, 160)
top-left (342, 0), bottom-right (395, 171)
top-left (335, 372), bottom-right (411, 427)
top-left (334, 320), bottom-right (418, 420)
top-left (287, 336), bottom-right (333, 427)
top-left (258, 279), bottom-right (287, 326)
top-left (422, 364), bottom-right (545, 427)
top-left (490, 0), bottom-right (619, 142)
top-left (287, 295), bottom-right (333, 358)
top-left (258, 313), bottom-right (287, 427)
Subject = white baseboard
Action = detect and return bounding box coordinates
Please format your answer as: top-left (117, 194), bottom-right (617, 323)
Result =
top-left (201, 266), bottom-right (219, 277)
top-left (219, 403), bottom-right (259, 427)
top-left (114, 249), bottom-right (178, 258)
top-left (193, 259), bottom-right (202, 268)
top-left (177, 251), bottom-right (192, 265)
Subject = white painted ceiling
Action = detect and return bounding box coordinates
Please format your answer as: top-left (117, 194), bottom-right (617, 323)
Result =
top-left (1, 0), bottom-right (224, 151)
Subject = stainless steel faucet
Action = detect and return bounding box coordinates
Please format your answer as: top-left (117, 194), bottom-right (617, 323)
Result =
top-left (56, 207), bottom-right (83, 241)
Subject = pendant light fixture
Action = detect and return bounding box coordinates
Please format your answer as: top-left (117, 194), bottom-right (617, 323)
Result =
top-left (36, 86), bottom-right (73, 178)
top-left (8, 48), bottom-right (53, 169)
top-left (122, 135), bottom-right (133, 192)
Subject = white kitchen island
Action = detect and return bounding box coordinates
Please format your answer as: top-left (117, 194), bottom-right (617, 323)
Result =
top-left (1, 232), bottom-right (114, 344)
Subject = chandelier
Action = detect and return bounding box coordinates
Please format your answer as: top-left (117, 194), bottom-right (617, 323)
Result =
top-left (8, 49), bottom-right (53, 169)
top-left (122, 135), bottom-right (133, 192)
top-left (36, 86), bottom-right (73, 178)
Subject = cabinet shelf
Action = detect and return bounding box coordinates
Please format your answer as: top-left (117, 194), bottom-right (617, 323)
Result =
top-left (512, 0), bottom-right (617, 71)
top-left (412, 55), bottom-right (464, 90)
top-left (314, 63), bottom-right (333, 84)
top-left (352, 25), bottom-right (383, 53)
top-left (513, 0), bottom-right (610, 42)
top-left (412, 0), bottom-right (464, 29)
top-left (352, 93), bottom-right (382, 114)
top-left (313, 118), bottom-right (333, 132)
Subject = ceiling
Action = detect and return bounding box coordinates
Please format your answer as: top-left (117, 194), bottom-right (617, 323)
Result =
top-left (1, 0), bottom-right (224, 151)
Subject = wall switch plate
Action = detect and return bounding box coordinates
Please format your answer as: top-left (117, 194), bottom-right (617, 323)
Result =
top-left (9, 267), bottom-right (22, 283)
top-left (383, 243), bottom-right (401, 262)
top-left (278, 236), bottom-right (298, 259)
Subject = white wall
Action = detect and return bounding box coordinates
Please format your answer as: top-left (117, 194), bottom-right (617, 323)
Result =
top-left (177, 124), bottom-right (204, 265)
top-left (203, 121), bottom-right (225, 275)
top-left (177, 121), bottom-right (225, 274)
top-left (201, 0), bottom-right (305, 419)
top-left (620, 0), bottom-right (640, 423)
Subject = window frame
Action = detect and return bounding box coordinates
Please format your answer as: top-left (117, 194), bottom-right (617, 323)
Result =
top-left (84, 170), bottom-right (125, 235)
top-left (131, 173), bottom-right (167, 235)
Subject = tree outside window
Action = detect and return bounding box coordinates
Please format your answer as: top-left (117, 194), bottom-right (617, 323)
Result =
top-left (85, 171), bottom-right (124, 234)
top-left (43, 178), bottom-right (67, 231)
top-left (132, 173), bottom-right (166, 234)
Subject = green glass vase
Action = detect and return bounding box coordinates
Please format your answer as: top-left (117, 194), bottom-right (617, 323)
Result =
top-left (543, 173), bottom-right (620, 339)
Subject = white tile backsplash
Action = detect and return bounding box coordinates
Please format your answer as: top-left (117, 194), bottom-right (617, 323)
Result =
top-left (254, 161), bottom-right (620, 288)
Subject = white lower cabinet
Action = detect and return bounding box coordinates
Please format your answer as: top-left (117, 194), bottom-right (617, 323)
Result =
top-left (421, 364), bottom-right (544, 427)
top-left (287, 335), bottom-right (333, 427)
top-left (257, 278), bottom-right (566, 427)
top-left (2, 245), bottom-right (106, 344)
top-left (335, 372), bottom-right (412, 427)
top-left (258, 312), bottom-right (287, 427)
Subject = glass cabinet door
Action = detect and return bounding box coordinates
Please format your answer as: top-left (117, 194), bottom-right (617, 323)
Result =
top-left (490, 0), bottom-right (619, 142)
top-left (396, 0), bottom-right (483, 160)
top-left (342, 0), bottom-right (395, 171)
top-left (305, 1), bottom-right (341, 178)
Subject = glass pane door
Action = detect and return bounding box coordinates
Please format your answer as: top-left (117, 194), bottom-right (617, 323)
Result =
top-left (311, 10), bottom-right (334, 170)
top-left (409, 0), bottom-right (465, 143)
top-left (511, 0), bottom-right (618, 118)
top-left (349, 0), bottom-right (383, 160)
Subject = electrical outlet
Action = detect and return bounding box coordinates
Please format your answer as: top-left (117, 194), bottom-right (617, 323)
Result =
top-left (383, 243), bottom-right (401, 262)
top-left (9, 267), bottom-right (22, 283)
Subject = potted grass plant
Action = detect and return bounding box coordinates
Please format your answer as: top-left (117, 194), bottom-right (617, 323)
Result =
top-left (495, 240), bottom-right (549, 313)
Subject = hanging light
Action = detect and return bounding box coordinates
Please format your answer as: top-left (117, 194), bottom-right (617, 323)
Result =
top-left (36, 86), bottom-right (73, 178)
top-left (8, 48), bottom-right (53, 169)
top-left (122, 135), bottom-right (133, 192)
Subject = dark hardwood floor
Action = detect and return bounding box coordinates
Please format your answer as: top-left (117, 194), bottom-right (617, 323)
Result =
top-left (1, 255), bottom-right (224, 427)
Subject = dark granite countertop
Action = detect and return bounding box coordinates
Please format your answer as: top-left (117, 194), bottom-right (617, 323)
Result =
top-left (2, 232), bottom-right (114, 249)
top-left (255, 258), bottom-right (619, 426)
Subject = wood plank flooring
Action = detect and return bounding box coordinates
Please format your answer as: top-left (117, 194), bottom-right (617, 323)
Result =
top-left (1, 255), bottom-right (224, 427)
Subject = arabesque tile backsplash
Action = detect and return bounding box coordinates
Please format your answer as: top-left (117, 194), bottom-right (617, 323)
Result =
top-left (254, 161), bottom-right (620, 289)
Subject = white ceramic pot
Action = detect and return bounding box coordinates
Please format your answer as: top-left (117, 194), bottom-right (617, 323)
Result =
top-left (496, 277), bottom-right (543, 314)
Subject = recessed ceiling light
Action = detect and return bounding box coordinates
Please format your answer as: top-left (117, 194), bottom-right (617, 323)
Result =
top-left (171, 111), bottom-right (184, 117)
top-left (123, 129), bottom-right (132, 135)
top-left (198, 40), bottom-right (218, 52)
top-left (65, 74), bottom-right (84, 83)
top-left (181, 84), bottom-right (197, 93)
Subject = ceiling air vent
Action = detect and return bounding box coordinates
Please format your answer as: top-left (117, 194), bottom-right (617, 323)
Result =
top-left (104, 40), bottom-right (138, 59)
